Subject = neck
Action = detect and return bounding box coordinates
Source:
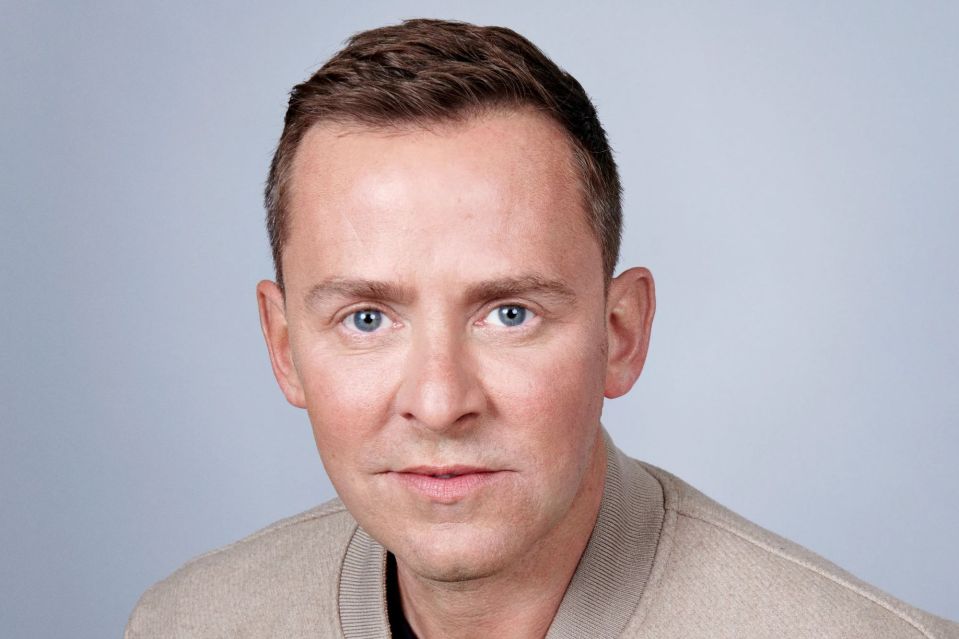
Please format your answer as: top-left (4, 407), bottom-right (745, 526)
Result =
top-left (395, 432), bottom-right (607, 639)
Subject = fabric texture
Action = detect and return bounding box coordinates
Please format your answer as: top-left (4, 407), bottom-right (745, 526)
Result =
top-left (126, 434), bottom-right (959, 638)
top-left (385, 553), bottom-right (416, 639)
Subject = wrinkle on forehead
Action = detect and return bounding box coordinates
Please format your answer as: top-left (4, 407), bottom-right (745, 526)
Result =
top-left (283, 108), bottom-right (603, 293)
top-left (337, 205), bottom-right (365, 248)
top-left (291, 107), bottom-right (583, 212)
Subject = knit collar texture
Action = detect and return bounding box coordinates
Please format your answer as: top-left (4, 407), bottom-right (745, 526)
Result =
top-left (338, 431), bottom-right (665, 638)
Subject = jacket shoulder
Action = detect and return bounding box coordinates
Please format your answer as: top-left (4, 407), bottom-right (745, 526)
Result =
top-left (125, 498), bottom-right (356, 638)
top-left (633, 463), bottom-right (959, 639)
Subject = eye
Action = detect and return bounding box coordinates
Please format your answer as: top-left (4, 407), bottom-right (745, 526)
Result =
top-left (485, 304), bottom-right (534, 328)
top-left (344, 309), bottom-right (385, 333)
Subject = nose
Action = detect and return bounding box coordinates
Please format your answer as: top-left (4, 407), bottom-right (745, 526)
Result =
top-left (395, 327), bottom-right (486, 434)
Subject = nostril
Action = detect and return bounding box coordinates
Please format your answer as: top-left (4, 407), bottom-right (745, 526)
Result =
top-left (395, 350), bottom-right (487, 432)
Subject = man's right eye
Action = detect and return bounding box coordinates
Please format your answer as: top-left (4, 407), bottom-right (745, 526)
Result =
top-left (344, 309), bottom-right (384, 333)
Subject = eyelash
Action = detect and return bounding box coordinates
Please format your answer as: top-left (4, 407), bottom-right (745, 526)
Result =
top-left (479, 304), bottom-right (537, 329)
top-left (337, 302), bottom-right (539, 335)
top-left (339, 306), bottom-right (393, 334)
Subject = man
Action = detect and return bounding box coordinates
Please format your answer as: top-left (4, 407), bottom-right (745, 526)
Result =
top-left (126, 19), bottom-right (958, 638)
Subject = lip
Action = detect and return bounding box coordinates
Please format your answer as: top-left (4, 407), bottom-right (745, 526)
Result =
top-left (389, 466), bottom-right (504, 504)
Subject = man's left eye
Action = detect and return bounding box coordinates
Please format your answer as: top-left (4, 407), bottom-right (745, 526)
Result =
top-left (485, 305), bottom-right (534, 327)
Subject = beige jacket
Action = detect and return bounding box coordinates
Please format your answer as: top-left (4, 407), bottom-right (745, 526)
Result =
top-left (126, 437), bottom-right (959, 638)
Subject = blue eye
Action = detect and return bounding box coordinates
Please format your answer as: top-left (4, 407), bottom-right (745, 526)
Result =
top-left (348, 309), bottom-right (383, 332)
top-left (487, 305), bottom-right (532, 327)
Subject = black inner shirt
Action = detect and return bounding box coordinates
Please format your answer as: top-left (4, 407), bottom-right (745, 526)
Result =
top-left (386, 552), bottom-right (418, 639)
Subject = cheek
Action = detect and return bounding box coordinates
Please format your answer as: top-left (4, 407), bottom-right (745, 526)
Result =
top-left (295, 343), bottom-right (403, 467)
top-left (482, 330), bottom-right (607, 457)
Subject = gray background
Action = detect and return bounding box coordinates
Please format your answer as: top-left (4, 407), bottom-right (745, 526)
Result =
top-left (2, 1), bottom-right (957, 636)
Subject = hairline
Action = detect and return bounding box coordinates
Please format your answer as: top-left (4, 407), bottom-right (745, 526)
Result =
top-left (271, 103), bottom-right (612, 295)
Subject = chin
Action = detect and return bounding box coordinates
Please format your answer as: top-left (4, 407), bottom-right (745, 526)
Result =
top-left (393, 524), bottom-right (518, 583)
top-left (410, 560), bottom-right (495, 584)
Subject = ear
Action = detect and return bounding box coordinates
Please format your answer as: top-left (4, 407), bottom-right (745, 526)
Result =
top-left (257, 280), bottom-right (307, 408)
top-left (604, 267), bottom-right (656, 399)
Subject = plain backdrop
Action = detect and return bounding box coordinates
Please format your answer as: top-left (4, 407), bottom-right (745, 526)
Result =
top-left (1, 2), bottom-right (957, 637)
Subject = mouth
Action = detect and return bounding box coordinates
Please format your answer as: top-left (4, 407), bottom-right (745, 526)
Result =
top-left (398, 465), bottom-right (494, 477)
top-left (388, 466), bottom-right (505, 503)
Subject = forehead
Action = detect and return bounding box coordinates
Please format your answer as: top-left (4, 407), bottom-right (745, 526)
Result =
top-left (282, 109), bottom-right (603, 293)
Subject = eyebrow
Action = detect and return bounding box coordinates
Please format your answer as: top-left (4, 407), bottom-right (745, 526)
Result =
top-left (304, 274), bottom-right (577, 308)
top-left (462, 275), bottom-right (577, 307)
top-left (305, 278), bottom-right (416, 307)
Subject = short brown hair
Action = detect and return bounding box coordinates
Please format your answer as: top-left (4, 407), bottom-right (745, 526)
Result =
top-left (265, 18), bottom-right (622, 290)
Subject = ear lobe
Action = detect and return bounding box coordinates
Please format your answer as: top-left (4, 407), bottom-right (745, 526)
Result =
top-left (604, 267), bottom-right (656, 399)
top-left (257, 280), bottom-right (307, 408)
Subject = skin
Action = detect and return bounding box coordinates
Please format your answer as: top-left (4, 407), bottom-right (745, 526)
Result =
top-left (257, 108), bottom-right (655, 638)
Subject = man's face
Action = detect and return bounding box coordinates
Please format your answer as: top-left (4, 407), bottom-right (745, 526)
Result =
top-left (261, 109), bottom-right (623, 581)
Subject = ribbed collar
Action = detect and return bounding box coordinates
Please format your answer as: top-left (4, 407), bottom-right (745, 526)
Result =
top-left (338, 432), bottom-right (665, 638)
